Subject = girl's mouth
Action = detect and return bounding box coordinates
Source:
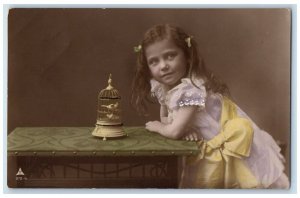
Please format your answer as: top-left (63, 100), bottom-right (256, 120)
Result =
top-left (162, 73), bottom-right (173, 78)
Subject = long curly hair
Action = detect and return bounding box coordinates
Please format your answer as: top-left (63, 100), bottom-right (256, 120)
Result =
top-left (131, 24), bottom-right (229, 115)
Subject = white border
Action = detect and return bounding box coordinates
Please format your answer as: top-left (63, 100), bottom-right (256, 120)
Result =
top-left (1, 1), bottom-right (298, 197)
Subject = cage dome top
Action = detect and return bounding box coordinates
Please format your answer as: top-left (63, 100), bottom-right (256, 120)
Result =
top-left (99, 74), bottom-right (120, 99)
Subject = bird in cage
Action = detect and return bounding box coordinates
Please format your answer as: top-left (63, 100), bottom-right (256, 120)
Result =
top-left (106, 113), bottom-right (120, 120)
top-left (101, 102), bottom-right (119, 111)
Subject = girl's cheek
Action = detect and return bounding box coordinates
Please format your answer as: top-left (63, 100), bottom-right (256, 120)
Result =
top-left (149, 68), bottom-right (156, 76)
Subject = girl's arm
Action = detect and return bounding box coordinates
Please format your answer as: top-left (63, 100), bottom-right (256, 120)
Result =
top-left (160, 105), bottom-right (168, 124)
top-left (145, 106), bottom-right (197, 139)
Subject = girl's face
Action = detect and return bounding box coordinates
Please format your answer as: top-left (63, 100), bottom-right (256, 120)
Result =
top-left (145, 39), bottom-right (188, 89)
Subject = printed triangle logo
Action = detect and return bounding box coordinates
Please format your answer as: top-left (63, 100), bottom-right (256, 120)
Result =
top-left (16, 168), bottom-right (25, 176)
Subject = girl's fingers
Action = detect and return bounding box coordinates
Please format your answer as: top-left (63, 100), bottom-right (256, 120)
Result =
top-left (189, 134), bottom-right (194, 141)
top-left (192, 132), bottom-right (198, 141)
top-left (183, 132), bottom-right (200, 141)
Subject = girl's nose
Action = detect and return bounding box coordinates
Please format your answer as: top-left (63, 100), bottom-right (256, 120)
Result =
top-left (160, 61), bottom-right (169, 71)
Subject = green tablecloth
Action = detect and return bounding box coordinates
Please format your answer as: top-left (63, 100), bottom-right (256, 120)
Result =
top-left (8, 127), bottom-right (199, 156)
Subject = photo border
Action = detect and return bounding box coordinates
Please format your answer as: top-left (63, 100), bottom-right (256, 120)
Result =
top-left (1, 2), bottom-right (298, 195)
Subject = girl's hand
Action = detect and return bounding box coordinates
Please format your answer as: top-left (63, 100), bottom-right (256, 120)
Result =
top-left (183, 132), bottom-right (200, 141)
top-left (145, 121), bottom-right (163, 133)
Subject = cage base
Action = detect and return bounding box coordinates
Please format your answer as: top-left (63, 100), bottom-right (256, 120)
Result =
top-left (92, 125), bottom-right (126, 140)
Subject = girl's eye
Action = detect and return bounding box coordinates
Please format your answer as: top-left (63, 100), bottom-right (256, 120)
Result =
top-left (148, 59), bottom-right (158, 66)
top-left (166, 53), bottom-right (176, 60)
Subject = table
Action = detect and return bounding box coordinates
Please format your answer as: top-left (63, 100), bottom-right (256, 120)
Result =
top-left (7, 127), bottom-right (199, 188)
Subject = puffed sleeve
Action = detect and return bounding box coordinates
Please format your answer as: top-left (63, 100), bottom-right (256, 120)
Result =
top-left (169, 78), bottom-right (207, 110)
top-left (150, 79), bottom-right (166, 105)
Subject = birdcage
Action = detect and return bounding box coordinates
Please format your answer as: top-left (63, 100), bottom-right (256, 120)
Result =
top-left (92, 74), bottom-right (126, 140)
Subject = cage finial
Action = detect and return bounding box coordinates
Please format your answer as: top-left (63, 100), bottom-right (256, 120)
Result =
top-left (106, 74), bottom-right (113, 90)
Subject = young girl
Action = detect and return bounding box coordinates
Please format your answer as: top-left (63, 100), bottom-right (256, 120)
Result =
top-left (131, 24), bottom-right (289, 189)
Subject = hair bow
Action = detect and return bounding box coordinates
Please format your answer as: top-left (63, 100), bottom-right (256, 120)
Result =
top-left (134, 45), bottom-right (142, 53)
top-left (185, 36), bottom-right (193, 48)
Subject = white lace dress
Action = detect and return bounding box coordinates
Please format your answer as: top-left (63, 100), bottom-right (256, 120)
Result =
top-left (150, 77), bottom-right (288, 188)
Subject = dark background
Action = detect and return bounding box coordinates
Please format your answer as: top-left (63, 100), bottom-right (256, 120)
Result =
top-left (8, 8), bottom-right (291, 172)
